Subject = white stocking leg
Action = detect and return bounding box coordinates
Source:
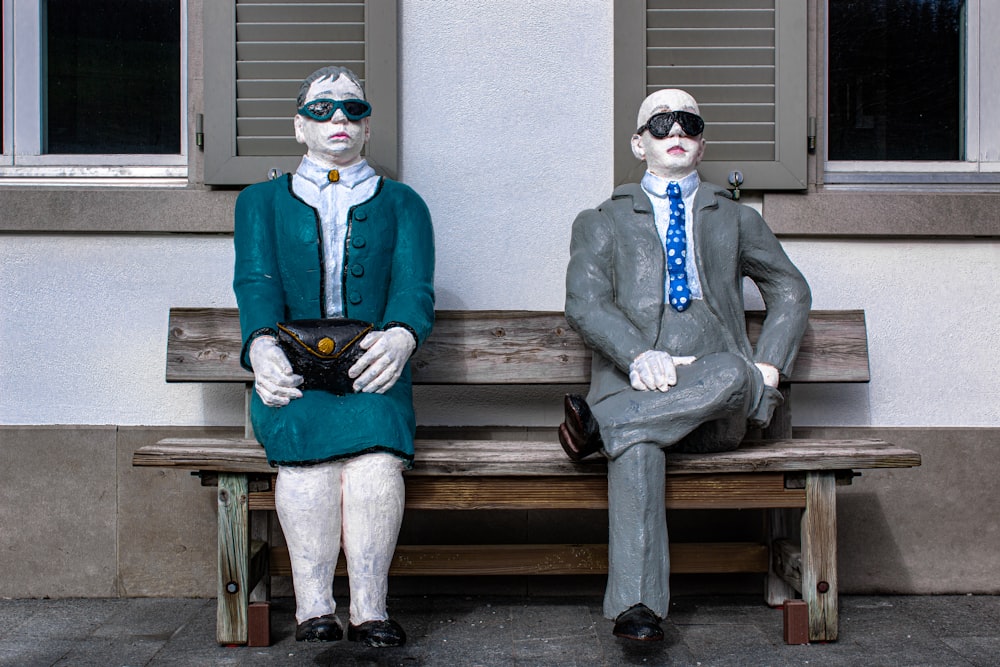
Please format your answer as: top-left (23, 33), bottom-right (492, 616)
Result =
top-left (341, 453), bottom-right (405, 625)
top-left (275, 462), bottom-right (342, 624)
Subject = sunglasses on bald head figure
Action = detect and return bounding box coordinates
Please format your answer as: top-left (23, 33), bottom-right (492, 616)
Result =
top-left (636, 110), bottom-right (705, 138)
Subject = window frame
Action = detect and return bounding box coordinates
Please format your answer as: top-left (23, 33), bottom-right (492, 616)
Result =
top-left (613, 0), bottom-right (808, 191)
top-left (822, 0), bottom-right (1000, 186)
top-left (0, 0), bottom-right (189, 179)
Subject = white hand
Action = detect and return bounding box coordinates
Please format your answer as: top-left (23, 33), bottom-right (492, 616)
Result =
top-left (349, 327), bottom-right (417, 394)
top-left (629, 351), bottom-right (697, 392)
top-left (248, 336), bottom-right (303, 407)
top-left (755, 362), bottom-right (780, 388)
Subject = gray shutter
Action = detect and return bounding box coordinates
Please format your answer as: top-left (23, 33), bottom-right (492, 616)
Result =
top-left (615, 0), bottom-right (806, 190)
top-left (204, 0), bottom-right (397, 186)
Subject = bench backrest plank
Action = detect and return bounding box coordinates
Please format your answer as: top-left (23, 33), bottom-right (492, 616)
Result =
top-left (165, 308), bottom-right (870, 385)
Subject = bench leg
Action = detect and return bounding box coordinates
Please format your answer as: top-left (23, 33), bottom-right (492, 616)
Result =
top-left (801, 471), bottom-right (838, 642)
top-left (247, 508), bottom-right (272, 646)
top-left (217, 473), bottom-right (250, 645)
top-left (250, 508), bottom-right (272, 604)
top-left (766, 508), bottom-right (800, 607)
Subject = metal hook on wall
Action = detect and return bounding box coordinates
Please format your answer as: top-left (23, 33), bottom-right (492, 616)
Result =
top-left (728, 170), bottom-right (744, 201)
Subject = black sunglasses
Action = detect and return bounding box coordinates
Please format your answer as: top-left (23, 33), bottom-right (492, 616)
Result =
top-left (636, 110), bottom-right (704, 138)
top-left (297, 98), bottom-right (372, 122)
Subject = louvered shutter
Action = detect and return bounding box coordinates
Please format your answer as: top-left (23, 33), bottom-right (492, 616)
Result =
top-left (615, 0), bottom-right (806, 190)
top-left (204, 0), bottom-right (397, 186)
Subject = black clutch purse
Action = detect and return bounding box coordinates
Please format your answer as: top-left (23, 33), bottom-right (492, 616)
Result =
top-left (276, 318), bottom-right (374, 395)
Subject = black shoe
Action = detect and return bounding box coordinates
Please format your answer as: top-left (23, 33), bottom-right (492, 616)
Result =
top-left (347, 618), bottom-right (407, 647)
top-left (613, 604), bottom-right (663, 641)
top-left (559, 394), bottom-right (604, 460)
top-left (295, 614), bottom-right (343, 642)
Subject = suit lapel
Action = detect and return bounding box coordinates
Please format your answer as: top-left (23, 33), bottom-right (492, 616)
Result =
top-left (692, 185), bottom-right (724, 306)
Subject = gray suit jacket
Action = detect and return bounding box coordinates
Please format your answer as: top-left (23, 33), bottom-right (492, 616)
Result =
top-left (565, 181), bottom-right (811, 406)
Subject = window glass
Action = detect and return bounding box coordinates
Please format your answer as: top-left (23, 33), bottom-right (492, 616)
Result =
top-left (44, 0), bottom-right (180, 154)
top-left (828, 0), bottom-right (964, 161)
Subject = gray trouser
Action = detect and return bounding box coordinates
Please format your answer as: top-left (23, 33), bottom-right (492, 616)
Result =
top-left (600, 352), bottom-right (761, 620)
top-left (604, 442), bottom-right (670, 619)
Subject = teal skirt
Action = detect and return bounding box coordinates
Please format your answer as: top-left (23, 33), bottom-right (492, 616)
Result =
top-left (250, 369), bottom-right (415, 468)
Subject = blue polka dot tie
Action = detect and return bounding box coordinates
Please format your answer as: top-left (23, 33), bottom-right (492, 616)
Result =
top-left (666, 181), bottom-right (691, 311)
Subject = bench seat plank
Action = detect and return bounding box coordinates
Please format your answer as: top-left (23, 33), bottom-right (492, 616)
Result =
top-left (135, 437), bottom-right (920, 476)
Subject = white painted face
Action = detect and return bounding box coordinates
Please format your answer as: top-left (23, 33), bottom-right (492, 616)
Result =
top-left (630, 89), bottom-right (706, 180)
top-left (293, 75), bottom-right (370, 168)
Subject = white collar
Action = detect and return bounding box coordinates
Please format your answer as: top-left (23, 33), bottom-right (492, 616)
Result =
top-left (641, 170), bottom-right (700, 199)
top-left (295, 156), bottom-right (377, 189)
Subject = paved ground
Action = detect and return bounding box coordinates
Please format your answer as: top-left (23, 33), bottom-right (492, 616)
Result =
top-left (0, 594), bottom-right (997, 666)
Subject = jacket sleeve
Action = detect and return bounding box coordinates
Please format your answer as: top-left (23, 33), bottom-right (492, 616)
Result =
top-left (381, 185), bottom-right (435, 347)
top-left (738, 207), bottom-right (812, 377)
top-left (233, 183), bottom-right (287, 370)
top-left (565, 206), bottom-right (651, 373)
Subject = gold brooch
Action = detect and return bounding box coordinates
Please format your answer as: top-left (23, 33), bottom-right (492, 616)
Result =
top-left (327, 169), bottom-right (340, 183)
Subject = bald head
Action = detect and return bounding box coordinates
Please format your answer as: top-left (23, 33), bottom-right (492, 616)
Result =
top-left (636, 89), bottom-right (701, 131)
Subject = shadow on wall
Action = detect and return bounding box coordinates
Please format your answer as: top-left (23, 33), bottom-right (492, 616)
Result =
top-left (838, 491), bottom-right (914, 594)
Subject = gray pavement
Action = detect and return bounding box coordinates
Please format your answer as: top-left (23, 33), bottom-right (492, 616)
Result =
top-left (0, 594), bottom-right (997, 666)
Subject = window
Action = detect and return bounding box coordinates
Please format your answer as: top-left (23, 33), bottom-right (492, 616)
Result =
top-left (614, 0), bottom-right (807, 190)
top-left (203, 0), bottom-right (398, 186)
top-left (1, 0), bottom-right (186, 179)
top-left (825, 0), bottom-right (1000, 184)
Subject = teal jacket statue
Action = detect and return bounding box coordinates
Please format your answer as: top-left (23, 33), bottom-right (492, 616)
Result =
top-left (231, 65), bottom-right (431, 647)
top-left (233, 173), bottom-right (435, 466)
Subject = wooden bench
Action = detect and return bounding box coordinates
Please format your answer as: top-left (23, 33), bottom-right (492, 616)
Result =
top-left (134, 308), bottom-right (920, 646)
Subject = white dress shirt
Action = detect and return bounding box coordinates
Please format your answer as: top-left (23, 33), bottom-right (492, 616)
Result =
top-left (292, 156), bottom-right (380, 316)
top-left (641, 170), bottom-right (704, 303)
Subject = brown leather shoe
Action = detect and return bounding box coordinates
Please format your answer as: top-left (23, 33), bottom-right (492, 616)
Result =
top-left (612, 603), bottom-right (663, 641)
top-left (559, 394), bottom-right (603, 461)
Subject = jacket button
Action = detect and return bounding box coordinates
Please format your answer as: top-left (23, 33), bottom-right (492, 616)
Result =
top-left (352, 236), bottom-right (366, 248)
top-left (354, 211), bottom-right (367, 221)
top-left (349, 291), bottom-right (363, 305)
top-left (351, 264), bottom-right (364, 277)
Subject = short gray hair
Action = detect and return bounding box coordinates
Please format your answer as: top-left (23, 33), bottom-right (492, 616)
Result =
top-left (296, 66), bottom-right (366, 108)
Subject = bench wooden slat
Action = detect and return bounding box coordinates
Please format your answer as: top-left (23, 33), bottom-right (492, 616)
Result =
top-left (265, 542), bottom-right (771, 577)
top-left (244, 473), bottom-right (806, 511)
top-left (135, 437), bottom-right (920, 476)
top-left (165, 308), bottom-right (870, 384)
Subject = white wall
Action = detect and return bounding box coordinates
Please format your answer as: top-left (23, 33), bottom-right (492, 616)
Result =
top-left (398, 0), bottom-right (614, 311)
top-left (782, 240), bottom-right (1000, 427)
top-left (2, 0), bottom-right (998, 430)
top-left (4, 235), bottom-right (997, 428)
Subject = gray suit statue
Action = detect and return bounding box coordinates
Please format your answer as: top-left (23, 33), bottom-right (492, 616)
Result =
top-left (560, 89), bottom-right (811, 641)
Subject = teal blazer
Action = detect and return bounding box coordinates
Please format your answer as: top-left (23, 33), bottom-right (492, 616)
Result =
top-left (233, 174), bottom-right (435, 466)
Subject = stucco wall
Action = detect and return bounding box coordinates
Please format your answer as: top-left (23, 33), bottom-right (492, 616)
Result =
top-left (3, 236), bottom-right (998, 429)
top-left (1, 0), bottom-right (998, 598)
top-left (4, 1), bottom-right (997, 428)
